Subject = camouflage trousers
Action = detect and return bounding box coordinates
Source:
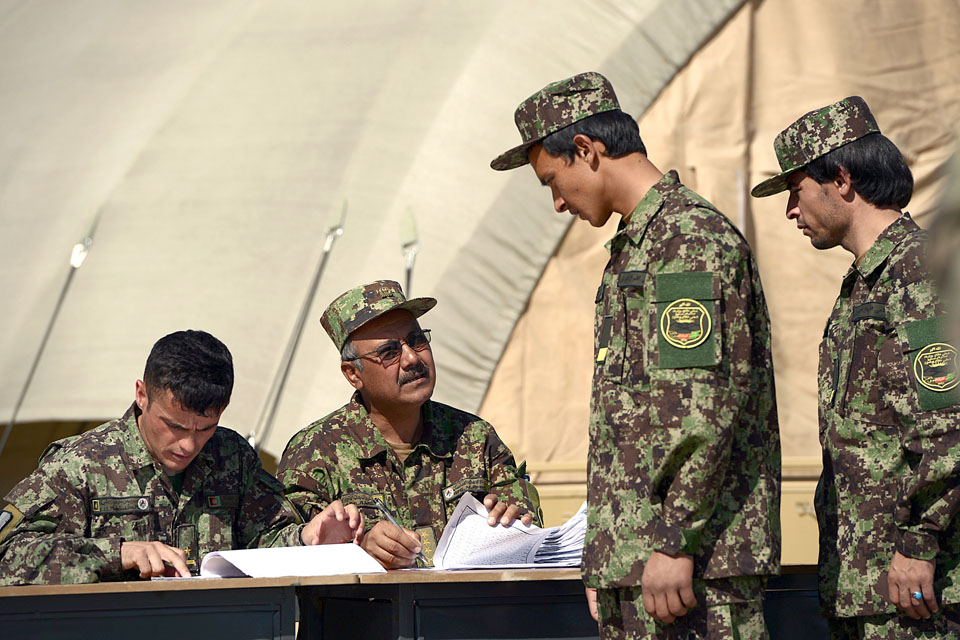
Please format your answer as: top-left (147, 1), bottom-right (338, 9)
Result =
top-left (597, 581), bottom-right (768, 640)
top-left (827, 606), bottom-right (960, 640)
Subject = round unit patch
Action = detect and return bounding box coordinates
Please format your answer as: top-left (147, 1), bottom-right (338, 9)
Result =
top-left (137, 497), bottom-right (150, 511)
top-left (914, 343), bottom-right (960, 392)
top-left (660, 299), bottom-right (711, 349)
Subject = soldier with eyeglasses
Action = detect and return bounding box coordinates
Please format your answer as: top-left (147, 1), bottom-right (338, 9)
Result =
top-left (276, 280), bottom-right (542, 569)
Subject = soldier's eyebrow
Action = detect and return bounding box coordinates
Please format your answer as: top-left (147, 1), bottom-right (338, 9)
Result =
top-left (161, 416), bottom-right (217, 432)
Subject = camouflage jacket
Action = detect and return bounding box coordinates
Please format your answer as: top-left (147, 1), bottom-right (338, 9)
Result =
top-left (583, 171), bottom-right (781, 593)
top-left (816, 214), bottom-right (960, 617)
top-left (276, 392), bottom-right (541, 564)
top-left (0, 404), bottom-right (304, 585)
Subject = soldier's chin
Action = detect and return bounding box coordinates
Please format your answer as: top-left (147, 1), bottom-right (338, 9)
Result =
top-left (164, 453), bottom-right (193, 472)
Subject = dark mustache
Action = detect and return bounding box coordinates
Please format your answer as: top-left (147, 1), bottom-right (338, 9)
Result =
top-left (398, 364), bottom-right (429, 386)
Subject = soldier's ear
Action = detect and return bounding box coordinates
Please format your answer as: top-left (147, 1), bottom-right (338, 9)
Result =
top-left (572, 134), bottom-right (603, 169)
top-left (135, 380), bottom-right (148, 411)
top-left (834, 166), bottom-right (854, 199)
top-left (341, 361), bottom-right (362, 390)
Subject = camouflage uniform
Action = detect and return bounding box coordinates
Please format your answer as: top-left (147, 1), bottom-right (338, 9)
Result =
top-left (585, 171), bottom-right (781, 637)
top-left (753, 98), bottom-right (960, 637)
top-left (277, 391), bottom-right (540, 564)
top-left (492, 73), bottom-right (781, 639)
top-left (277, 280), bottom-right (541, 565)
top-left (815, 215), bottom-right (960, 622)
top-left (0, 404), bottom-right (305, 584)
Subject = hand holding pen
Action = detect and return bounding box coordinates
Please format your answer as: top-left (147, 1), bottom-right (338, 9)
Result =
top-left (358, 499), bottom-right (427, 568)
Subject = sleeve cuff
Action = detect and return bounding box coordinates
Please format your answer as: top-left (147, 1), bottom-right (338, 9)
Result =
top-left (652, 519), bottom-right (701, 556)
top-left (896, 528), bottom-right (939, 561)
top-left (103, 537), bottom-right (126, 578)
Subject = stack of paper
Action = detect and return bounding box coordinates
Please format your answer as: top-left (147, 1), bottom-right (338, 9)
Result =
top-left (532, 501), bottom-right (587, 565)
top-left (432, 494), bottom-right (587, 570)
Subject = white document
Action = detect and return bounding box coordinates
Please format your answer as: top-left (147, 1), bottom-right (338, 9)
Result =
top-left (199, 543), bottom-right (385, 578)
top-left (432, 494), bottom-right (587, 570)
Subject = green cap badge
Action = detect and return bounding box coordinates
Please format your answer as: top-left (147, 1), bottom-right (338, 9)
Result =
top-left (751, 96), bottom-right (880, 198)
top-left (491, 71), bottom-right (621, 171)
top-left (321, 280), bottom-right (437, 352)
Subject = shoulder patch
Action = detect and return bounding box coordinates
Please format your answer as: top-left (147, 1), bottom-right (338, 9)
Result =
top-left (660, 299), bottom-right (711, 349)
top-left (914, 343), bottom-right (959, 392)
top-left (0, 504), bottom-right (24, 542)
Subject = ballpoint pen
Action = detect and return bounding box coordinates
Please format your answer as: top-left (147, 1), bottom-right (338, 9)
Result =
top-left (374, 498), bottom-right (428, 565)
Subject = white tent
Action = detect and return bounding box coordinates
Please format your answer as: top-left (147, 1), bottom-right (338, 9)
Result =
top-left (0, 0), bottom-right (742, 453)
top-left (2, 2), bottom-right (959, 556)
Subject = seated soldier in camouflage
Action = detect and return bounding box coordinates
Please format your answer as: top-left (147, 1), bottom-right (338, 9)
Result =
top-left (277, 280), bottom-right (542, 569)
top-left (0, 330), bottom-right (363, 584)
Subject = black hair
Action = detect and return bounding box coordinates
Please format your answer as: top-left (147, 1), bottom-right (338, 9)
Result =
top-left (541, 109), bottom-right (646, 163)
top-left (803, 133), bottom-right (913, 209)
top-left (143, 330), bottom-right (234, 416)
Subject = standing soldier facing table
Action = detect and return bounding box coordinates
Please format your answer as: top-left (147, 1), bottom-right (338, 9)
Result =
top-left (277, 280), bottom-right (541, 569)
top-left (752, 97), bottom-right (960, 639)
top-left (492, 71), bottom-right (781, 639)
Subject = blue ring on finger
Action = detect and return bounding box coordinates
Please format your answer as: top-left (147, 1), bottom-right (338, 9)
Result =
top-left (913, 591), bottom-right (923, 600)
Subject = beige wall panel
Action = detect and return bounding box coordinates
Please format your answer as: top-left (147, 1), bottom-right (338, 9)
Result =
top-left (483, 0), bottom-right (960, 483)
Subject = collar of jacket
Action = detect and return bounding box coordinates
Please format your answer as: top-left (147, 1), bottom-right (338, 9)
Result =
top-left (346, 391), bottom-right (454, 462)
top-left (606, 170), bottom-right (681, 253)
top-left (844, 212), bottom-right (918, 282)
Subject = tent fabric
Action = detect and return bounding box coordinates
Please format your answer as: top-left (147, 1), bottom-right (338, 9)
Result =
top-left (480, 0), bottom-right (960, 479)
top-left (0, 0), bottom-right (744, 460)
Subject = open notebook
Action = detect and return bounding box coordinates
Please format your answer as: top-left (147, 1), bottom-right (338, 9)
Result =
top-left (432, 494), bottom-right (587, 570)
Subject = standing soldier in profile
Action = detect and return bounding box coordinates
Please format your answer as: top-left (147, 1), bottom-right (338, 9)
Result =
top-left (752, 97), bottom-right (960, 638)
top-left (492, 71), bottom-right (781, 639)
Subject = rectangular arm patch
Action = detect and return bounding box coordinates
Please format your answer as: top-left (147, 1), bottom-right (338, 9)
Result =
top-left (655, 272), bottom-right (719, 369)
top-left (901, 316), bottom-right (960, 411)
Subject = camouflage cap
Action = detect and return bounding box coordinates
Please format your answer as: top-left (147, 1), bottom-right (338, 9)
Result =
top-left (751, 96), bottom-right (881, 198)
top-left (490, 71), bottom-right (621, 171)
top-left (321, 280), bottom-right (437, 352)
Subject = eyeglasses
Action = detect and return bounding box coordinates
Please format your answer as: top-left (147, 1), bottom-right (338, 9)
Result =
top-left (351, 329), bottom-right (431, 367)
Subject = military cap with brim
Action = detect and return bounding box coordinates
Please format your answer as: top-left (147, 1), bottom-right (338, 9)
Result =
top-left (490, 71), bottom-right (621, 171)
top-left (751, 96), bottom-right (881, 198)
top-left (321, 280), bottom-right (437, 352)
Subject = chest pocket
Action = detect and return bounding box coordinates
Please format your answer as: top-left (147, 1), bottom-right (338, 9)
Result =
top-left (617, 270), bottom-right (652, 388)
top-left (898, 315), bottom-right (960, 412)
top-left (652, 272), bottom-right (721, 370)
top-left (839, 303), bottom-right (897, 424)
top-left (196, 493), bottom-right (239, 551)
top-left (89, 496), bottom-right (156, 540)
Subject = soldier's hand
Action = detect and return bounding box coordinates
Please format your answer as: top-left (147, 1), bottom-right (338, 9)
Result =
top-left (120, 540), bottom-right (190, 579)
top-left (887, 551), bottom-right (938, 619)
top-left (361, 520), bottom-right (422, 569)
top-left (640, 550), bottom-right (697, 623)
top-left (301, 500), bottom-right (364, 545)
top-left (483, 493), bottom-right (533, 527)
top-left (585, 587), bottom-right (600, 622)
